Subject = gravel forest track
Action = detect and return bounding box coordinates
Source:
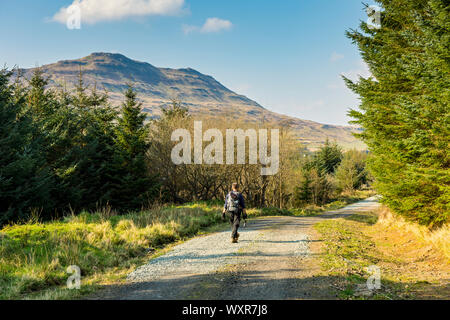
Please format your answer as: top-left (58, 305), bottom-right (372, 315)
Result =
top-left (90, 197), bottom-right (381, 300)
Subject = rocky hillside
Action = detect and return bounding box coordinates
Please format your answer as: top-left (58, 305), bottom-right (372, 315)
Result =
top-left (18, 53), bottom-right (365, 150)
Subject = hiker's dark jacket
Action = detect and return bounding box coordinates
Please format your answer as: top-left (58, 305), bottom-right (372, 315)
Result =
top-left (224, 192), bottom-right (246, 211)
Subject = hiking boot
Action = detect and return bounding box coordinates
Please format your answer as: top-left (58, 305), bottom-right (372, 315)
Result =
top-left (231, 237), bottom-right (238, 243)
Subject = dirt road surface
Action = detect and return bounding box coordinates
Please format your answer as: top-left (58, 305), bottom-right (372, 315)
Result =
top-left (91, 197), bottom-right (381, 300)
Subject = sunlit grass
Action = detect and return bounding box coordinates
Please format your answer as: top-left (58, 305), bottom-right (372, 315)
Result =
top-left (376, 206), bottom-right (449, 261)
top-left (0, 203), bottom-right (223, 300)
top-left (314, 209), bottom-right (449, 300)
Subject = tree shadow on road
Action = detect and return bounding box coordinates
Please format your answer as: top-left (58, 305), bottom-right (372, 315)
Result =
top-left (88, 268), bottom-right (449, 300)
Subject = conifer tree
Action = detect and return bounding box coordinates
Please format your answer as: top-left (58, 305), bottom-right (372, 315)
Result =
top-left (26, 68), bottom-right (84, 210)
top-left (346, 0), bottom-right (449, 226)
top-left (26, 69), bottom-right (118, 212)
top-left (112, 85), bottom-right (156, 209)
top-left (73, 82), bottom-right (118, 209)
top-left (0, 70), bottom-right (53, 224)
top-left (312, 139), bottom-right (343, 175)
top-left (294, 168), bottom-right (313, 205)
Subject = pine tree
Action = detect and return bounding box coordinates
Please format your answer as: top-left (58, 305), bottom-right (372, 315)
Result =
top-left (112, 85), bottom-right (157, 209)
top-left (294, 168), bottom-right (313, 205)
top-left (27, 68), bottom-right (60, 118)
top-left (0, 70), bottom-right (53, 224)
top-left (25, 68), bottom-right (84, 211)
top-left (312, 139), bottom-right (343, 175)
top-left (27, 69), bottom-right (118, 212)
top-left (73, 82), bottom-right (118, 209)
top-left (345, 0), bottom-right (449, 226)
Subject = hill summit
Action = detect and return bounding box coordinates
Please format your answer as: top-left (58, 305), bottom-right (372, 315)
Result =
top-left (19, 52), bottom-right (365, 150)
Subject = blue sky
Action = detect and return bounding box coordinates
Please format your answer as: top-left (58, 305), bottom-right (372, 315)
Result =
top-left (0, 0), bottom-right (374, 126)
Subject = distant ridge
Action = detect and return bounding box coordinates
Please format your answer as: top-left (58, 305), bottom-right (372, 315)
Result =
top-left (18, 53), bottom-right (365, 150)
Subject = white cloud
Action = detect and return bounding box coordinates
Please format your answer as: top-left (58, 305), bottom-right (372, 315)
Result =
top-left (330, 52), bottom-right (344, 62)
top-left (53, 0), bottom-right (185, 25)
top-left (328, 60), bottom-right (372, 89)
top-left (201, 17), bottom-right (232, 33)
top-left (183, 17), bottom-right (233, 34)
top-left (341, 60), bottom-right (372, 81)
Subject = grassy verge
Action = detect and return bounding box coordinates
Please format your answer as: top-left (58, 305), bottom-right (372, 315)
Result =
top-left (0, 190), bottom-right (374, 300)
top-left (314, 209), bottom-right (449, 300)
top-left (376, 207), bottom-right (449, 261)
top-left (0, 203), bottom-right (226, 300)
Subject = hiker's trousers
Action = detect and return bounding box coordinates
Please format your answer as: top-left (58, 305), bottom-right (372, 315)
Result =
top-left (229, 210), bottom-right (241, 239)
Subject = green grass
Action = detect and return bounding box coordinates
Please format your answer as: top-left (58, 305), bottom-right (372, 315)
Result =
top-left (314, 212), bottom-right (396, 299)
top-left (0, 203), bottom-right (224, 300)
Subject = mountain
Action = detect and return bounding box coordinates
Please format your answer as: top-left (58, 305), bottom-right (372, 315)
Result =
top-left (17, 53), bottom-right (365, 150)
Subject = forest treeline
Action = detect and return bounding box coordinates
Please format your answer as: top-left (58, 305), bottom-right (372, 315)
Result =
top-left (0, 69), bottom-right (158, 225)
top-left (345, 0), bottom-right (449, 227)
top-left (0, 69), bottom-right (369, 225)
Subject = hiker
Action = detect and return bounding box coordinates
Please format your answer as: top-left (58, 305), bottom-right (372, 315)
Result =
top-left (222, 183), bottom-right (247, 243)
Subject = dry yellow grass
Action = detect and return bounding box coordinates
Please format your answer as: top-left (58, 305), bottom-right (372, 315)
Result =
top-left (376, 206), bottom-right (450, 262)
top-left (315, 208), bottom-right (449, 299)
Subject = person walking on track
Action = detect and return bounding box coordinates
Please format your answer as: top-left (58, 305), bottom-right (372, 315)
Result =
top-left (222, 183), bottom-right (247, 243)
